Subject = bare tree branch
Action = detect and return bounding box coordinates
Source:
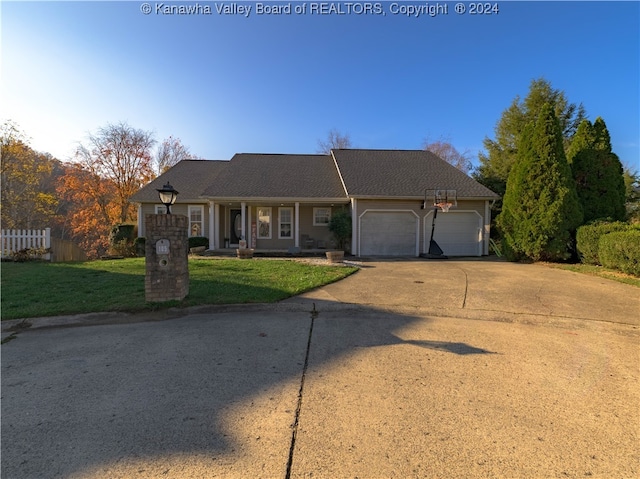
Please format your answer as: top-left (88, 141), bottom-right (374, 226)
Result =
top-left (75, 122), bottom-right (155, 223)
top-left (423, 135), bottom-right (473, 174)
top-left (317, 128), bottom-right (352, 154)
top-left (156, 136), bottom-right (192, 175)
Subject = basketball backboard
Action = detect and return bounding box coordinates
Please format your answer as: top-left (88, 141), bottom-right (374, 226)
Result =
top-left (422, 189), bottom-right (457, 212)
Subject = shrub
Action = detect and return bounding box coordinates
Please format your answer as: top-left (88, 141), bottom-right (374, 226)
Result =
top-left (188, 236), bottom-right (209, 249)
top-left (110, 240), bottom-right (136, 258)
top-left (109, 224), bottom-right (137, 257)
top-left (598, 230), bottom-right (640, 276)
top-left (576, 220), bottom-right (632, 265)
top-left (109, 224), bottom-right (136, 244)
top-left (10, 247), bottom-right (51, 262)
top-left (134, 237), bottom-right (146, 257)
top-left (328, 210), bottom-right (352, 251)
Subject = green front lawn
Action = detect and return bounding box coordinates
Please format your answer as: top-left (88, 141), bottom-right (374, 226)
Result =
top-left (544, 262), bottom-right (640, 287)
top-left (1, 257), bottom-right (358, 320)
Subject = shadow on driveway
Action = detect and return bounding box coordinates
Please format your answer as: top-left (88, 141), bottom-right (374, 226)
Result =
top-left (1, 301), bottom-right (498, 478)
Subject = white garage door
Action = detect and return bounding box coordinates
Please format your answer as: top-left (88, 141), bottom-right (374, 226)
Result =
top-left (360, 211), bottom-right (418, 256)
top-left (426, 211), bottom-right (482, 256)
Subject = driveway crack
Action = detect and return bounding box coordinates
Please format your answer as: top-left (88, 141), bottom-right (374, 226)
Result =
top-left (459, 267), bottom-right (469, 309)
top-left (285, 303), bottom-right (317, 479)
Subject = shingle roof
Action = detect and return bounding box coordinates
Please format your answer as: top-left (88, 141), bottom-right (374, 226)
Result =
top-left (201, 153), bottom-right (348, 199)
top-left (331, 149), bottom-right (499, 199)
top-left (129, 160), bottom-right (229, 203)
top-left (131, 150), bottom-right (499, 204)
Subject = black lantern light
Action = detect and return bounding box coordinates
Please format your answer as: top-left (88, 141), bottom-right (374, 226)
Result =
top-left (156, 181), bottom-right (179, 214)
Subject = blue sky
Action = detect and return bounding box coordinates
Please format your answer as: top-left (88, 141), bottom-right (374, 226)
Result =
top-left (2, 1), bottom-right (639, 170)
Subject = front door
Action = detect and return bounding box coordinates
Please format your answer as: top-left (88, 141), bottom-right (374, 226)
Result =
top-left (230, 209), bottom-right (242, 245)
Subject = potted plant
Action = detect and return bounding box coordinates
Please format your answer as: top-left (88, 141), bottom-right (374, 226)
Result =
top-left (326, 209), bottom-right (352, 263)
top-left (236, 237), bottom-right (253, 259)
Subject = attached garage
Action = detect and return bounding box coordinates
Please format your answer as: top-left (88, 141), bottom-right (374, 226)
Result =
top-left (424, 210), bottom-right (483, 256)
top-left (359, 210), bottom-right (419, 256)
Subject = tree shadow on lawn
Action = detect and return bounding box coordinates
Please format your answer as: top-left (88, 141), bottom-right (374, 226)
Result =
top-left (186, 276), bottom-right (294, 304)
top-left (1, 264), bottom-right (147, 320)
top-left (1, 260), bottom-right (352, 320)
top-left (0, 302), bottom-right (497, 478)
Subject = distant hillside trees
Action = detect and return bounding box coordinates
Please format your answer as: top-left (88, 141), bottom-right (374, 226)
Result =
top-left (0, 120), bottom-right (60, 230)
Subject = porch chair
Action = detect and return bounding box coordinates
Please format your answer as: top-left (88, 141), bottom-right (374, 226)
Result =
top-left (301, 234), bottom-right (315, 249)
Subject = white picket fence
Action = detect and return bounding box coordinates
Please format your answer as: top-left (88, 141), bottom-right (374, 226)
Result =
top-left (1, 228), bottom-right (51, 260)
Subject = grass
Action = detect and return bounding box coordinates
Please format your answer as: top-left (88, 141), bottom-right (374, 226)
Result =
top-left (544, 262), bottom-right (640, 287)
top-left (0, 257), bottom-right (358, 320)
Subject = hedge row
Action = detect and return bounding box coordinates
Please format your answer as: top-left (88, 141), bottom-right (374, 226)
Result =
top-left (598, 231), bottom-right (640, 276)
top-left (576, 221), bottom-right (634, 265)
top-left (188, 236), bottom-right (209, 249)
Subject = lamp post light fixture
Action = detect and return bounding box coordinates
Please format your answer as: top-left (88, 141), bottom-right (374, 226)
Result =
top-left (157, 181), bottom-right (179, 214)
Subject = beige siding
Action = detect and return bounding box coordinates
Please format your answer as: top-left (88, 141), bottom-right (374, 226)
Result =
top-left (298, 205), bottom-right (336, 248)
top-left (241, 204), bottom-right (339, 250)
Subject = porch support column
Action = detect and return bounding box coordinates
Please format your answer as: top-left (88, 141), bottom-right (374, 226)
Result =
top-left (350, 198), bottom-right (358, 256)
top-left (214, 203), bottom-right (220, 249)
top-left (208, 201), bottom-right (215, 250)
top-left (241, 202), bottom-right (246, 242)
top-left (137, 204), bottom-right (144, 237)
top-left (247, 205), bottom-right (252, 248)
top-left (294, 202), bottom-right (300, 248)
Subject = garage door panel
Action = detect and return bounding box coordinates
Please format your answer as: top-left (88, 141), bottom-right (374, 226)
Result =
top-left (428, 212), bottom-right (482, 256)
top-left (361, 211), bottom-right (417, 256)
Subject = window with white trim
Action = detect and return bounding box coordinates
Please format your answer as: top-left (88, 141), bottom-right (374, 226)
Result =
top-left (313, 207), bottom-right (331, 226)
top-left (189, 205), bottom-right (204, 237)
top-left (257, 207), bottom-right (272, 239)
top-left (155, 205), bottom-right (167, 214)
top-left (279, 207), bottom-right (293, 239)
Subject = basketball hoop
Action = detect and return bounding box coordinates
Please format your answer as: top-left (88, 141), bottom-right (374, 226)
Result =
top-left (435, 202), bottom-right (452, 213)
top-left (421, 188), bottom-right (457, 259)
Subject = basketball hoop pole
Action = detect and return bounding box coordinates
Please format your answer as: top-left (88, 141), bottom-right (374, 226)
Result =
top-left (429, 205), bottom-right (438, 245)
top-left (422, 189), bottom-right (451, 259)
top-left (426, 204), bottom-right (445, 258)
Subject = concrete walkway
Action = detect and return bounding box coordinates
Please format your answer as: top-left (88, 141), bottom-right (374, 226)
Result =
top-left (2, 259), bottom-right (639, 478)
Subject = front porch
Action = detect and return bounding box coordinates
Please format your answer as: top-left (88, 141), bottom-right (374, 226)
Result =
top-left (207, 201), bottom-right (348, 252)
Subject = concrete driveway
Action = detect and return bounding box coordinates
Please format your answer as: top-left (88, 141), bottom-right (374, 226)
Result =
top-left (2, 258), bottom-right (638, 478)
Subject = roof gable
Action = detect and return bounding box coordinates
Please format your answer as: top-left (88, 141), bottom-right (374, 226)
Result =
top-left (331, 149), bottom-right (499, 199)
top-left (202, 153), bottom-right (347, 199)
top-left (130, 160), bottom-right (229, 203)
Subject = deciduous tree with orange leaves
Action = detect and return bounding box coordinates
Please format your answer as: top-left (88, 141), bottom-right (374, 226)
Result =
top-left (57, 164), bottom-right (119, 258)
top-left (58, 122), bottom-right (156, 257)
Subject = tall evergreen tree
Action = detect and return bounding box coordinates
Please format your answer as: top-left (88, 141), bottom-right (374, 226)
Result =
top-left (568, 118), bottom-right (626, 222)
top-left (498, 104), bottom-right (583, 261)
top-left (475, 78), bottom-right (586, 200)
